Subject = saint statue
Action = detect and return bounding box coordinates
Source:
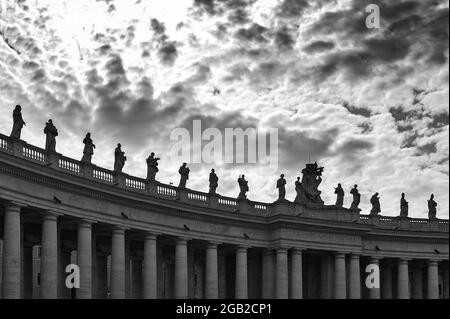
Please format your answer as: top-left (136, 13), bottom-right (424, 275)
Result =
top-left (209, 168), bottom-right (218, 194)
top-left (428, 194), bottom-right (437, 219)
top-left (334, 183), bottom-right (344, 207)
top-left (146, 152), bottom-right (160, 181)
top-left (350, 184), bottom-right (361, 211)
top-left (237, 175), bottom-right (249, 200)
top-left (370, 192), bottom-right (381, 215)
top-left (10, 105), bottom-right (26, 139)
top-left (178, 163), bottom-right (190, 188)
top-left (276, 174), bottom-right (286, 200)
top-left (81, 133), bottom-right (95, 164)
top-left (400, 193), bottom-right (408, 217)
top-left (114, 143), bottom-right (127, 173)
top-left (44, 119), bottom-right (58, 153)
top-left (294, 176), bottom-right (307, 203)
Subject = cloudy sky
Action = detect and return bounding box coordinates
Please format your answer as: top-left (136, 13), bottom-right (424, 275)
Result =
top-left (0, 0), bottom-right (448, 218)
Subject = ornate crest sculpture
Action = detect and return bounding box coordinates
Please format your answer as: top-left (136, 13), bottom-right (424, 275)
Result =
top-left (294, 162), bottom-right (324, 204)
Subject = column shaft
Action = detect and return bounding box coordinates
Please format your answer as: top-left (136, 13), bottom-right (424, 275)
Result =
top-left (235, 246), bottom-right (248, 299)
top-left (23, 245), bottom-right (33, 299)
top-left (381, 263), bottom-right (392, 299)
top-left (398, 259), bottom-right (409, 299)
top-left (41, 213), bottom-right (59, 299)
top-left (143, 234), bottom-right (157, 299)
top-left (174, 238), bottom-right (188, 299)
top-left (368, 258), bottom-right (380, 299)
top-left (2, 202), bottom-right (22, 299)
top-left (348, 255), bottom-right (361, 299)
top-left (412, 265), bottom-right (423, 299)
top-left (444, 263), bottom-right (449, 299)
top-left (110, 227), bottom-right (126, 299)
top-left (77, 221), bottom-right (93, 299)
top-left (205, 243), bottom-right (219, 299)
top-left (427, 260), bottom-right (439, 299)
top-left (262, 249), bottom-right (274, 299)
top-left (334, 253), bottom-right (346, 299)
top-left (291, 249), bottom-right (303, 299)
top-left (131, 258), bottom-right (143, 299)
top-left (275, 248), bottom-right (288, 299)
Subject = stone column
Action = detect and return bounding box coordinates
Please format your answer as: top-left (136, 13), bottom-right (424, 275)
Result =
top-left (131, 258), bottom-right (143, 299)
top-left (368, 257), bottom-right (380, 299)
top-left (320, 254), bottom-right (333, 299)
top-left (334, 252), bottom-right (346, 299)
top-left (40, 212), bottom-right (59, 299)
top-left (444, 262), bottom-right (449, 300)
top-left (291, 248), bottom-right (303, 299)
top-left (59, 249), bottom-right (71, 299)
top-left (381, 261), bottom-right (392, 299)
top-left (77, 220), bottom-right (93, 299)
top-left (125, 237), bottom-right (131, 299)
top-left (348, 254), bottom-right (361, 299)
top-left (235, 246), bottom-right (248, 299)
top-left (205, 242), bottom-right (219, 299)
top-left (218, 251), bottom-right (227, 299)
top-left (427, 260), bottom-right (439, 299)
top-left (23, 245), bottom-right (34, 299)
top-left (110, 227), bottom-right (126, 299)
top-left (143, 233), bottom-right (158, 299)
top-left (2, 201), bottom-right (23, 299)
top-left (275, 248), bottom-right (288, 299)
top-left (174, 238), bottom-right (189, 299)
top-left (262, 249), bottom-right (274, 299)
top-left (412, 263), bottom-right (423, 299)
top-left (95, 253), bottom-right (108, 299)
top-left (398, 258), bottom-right (410, 299)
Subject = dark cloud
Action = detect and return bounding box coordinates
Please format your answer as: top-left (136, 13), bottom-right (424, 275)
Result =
top-left (276, 0), bottom-right (309, 18)
top-left (158, 42), bottom-right (178, 66)
top-left (342, 102), bottom-right (372, 118)
top-left (415, 142), bottom-right (437, 155)
top-left (303, 40), bottom-right (335, 54)
top-left (150, 18), bottom-right (166, 35)
top-left (235, 23), bottom-right (268, 43)
top-left (273, 27), bottom-right (295, 50)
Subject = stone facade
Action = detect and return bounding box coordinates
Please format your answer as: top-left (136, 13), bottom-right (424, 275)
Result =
top-left (0, 133), bottom-right (449, 299)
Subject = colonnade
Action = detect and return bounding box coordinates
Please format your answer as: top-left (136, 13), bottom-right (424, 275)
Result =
top-left (1, 201), bottom-right (449, 299)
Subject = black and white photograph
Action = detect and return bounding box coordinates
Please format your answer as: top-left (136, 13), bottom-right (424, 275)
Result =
top-left (0, 0), bottom-right (448, 316)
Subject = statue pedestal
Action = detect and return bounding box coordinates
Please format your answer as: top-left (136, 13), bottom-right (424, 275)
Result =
top-left (147, 181), bottom-right (158, 196)
top-left (10, 138), bottom-right (24, 156)
top-left (398, 216), bottom-right (410, 230)
top-left (46, 152), bottom-right (61, 169)
top-left (208, 194), bottom-right (219, 208)
top-left (272, 199), bottom-right (292, 215)
top-left (369, 214), bottom-right (380, 226)
top-left (429, 218), bottom-right (439, 231)
top-left (81, 163), bottom-right (94, 179)
top-left (113, 172), bottom-right (126, 187)
top-left (177, 188), bottom-right (188, 202)
top-left (238, 199), bottom-right (250, 213)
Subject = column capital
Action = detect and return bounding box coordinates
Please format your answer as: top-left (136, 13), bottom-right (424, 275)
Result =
top-left (42, 210), bottom-right (62, 220)
top-left (369, 256), bottom-right (381, 263)
top-left (176, 237), bottom-right (191, 245)
top-left (398, 257), bottom-right (411, 264)
top-left (206, 241), bottom-right (221, 249)
top-left (112, 226), bottom-right (127, 235)
top-left (144, 232), bottom-right (160, 240)
top-left (236, 245), bottom-right (250, 252)
top-left (335, 252), bottom-right (347, 259)
top-left (276, 247), bottom-right (289, 253)
top-left (350, 253), bottom-right (361, 260)
top-left (428, 259), bottom-right (440, 266)
top-left (4, 200), bottom-right (27, 210)
top-left (79, 219), bottom-right (97, 227)
top-left (291, 248), bottom-right (304, 255)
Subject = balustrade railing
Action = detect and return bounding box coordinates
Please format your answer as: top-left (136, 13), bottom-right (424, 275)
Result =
top-left (0, 132), bottom-right (448, 229)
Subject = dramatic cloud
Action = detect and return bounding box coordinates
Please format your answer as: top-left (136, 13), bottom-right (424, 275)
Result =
top-left (0, 0), bottom-right (448, 218)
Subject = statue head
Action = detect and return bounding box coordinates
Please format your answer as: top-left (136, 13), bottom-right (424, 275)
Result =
top-left (49, 119), bottom-right (53, 124)
top-left (280, 174), bottom-right (284, 178)
top-left (117, 143), bottom-right (121, 148)
top-left (338, 183), bottom-right (341, 187)
top-left (401, 192), bottom-right (405, 198)
top-left (375, 192), bottom-right (379, 196)
top-left (354, 184), bottom-right (358, 189)
top-left (430, 194), bottom-right (434, 200)
top-left (15, 104), bottom-right (21, 111)
top-left (86, 132), bottom-right (91, 137)
top-left (182, 162), bottom-right (187, 167)
top-left (211, 168), bottom-right (215, 173)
